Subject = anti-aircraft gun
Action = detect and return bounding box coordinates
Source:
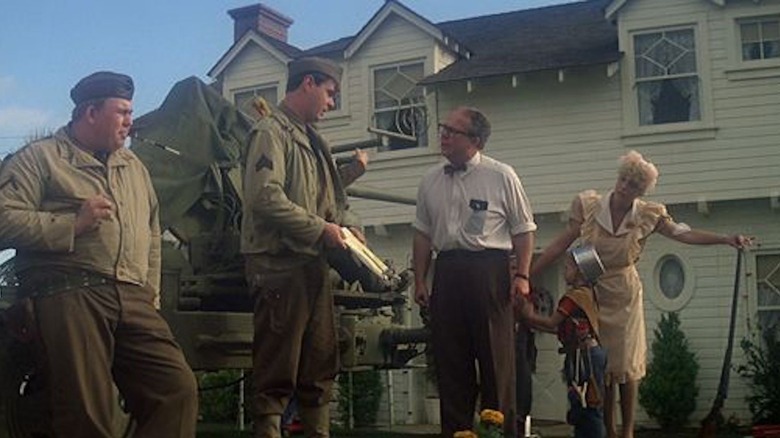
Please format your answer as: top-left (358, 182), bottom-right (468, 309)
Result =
top-left (0, 77), bottom-right (427, 436)
top-left (129, 76), bottom-right (427, 371)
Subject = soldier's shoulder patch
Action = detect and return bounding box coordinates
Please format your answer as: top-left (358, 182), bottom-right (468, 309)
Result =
top-left (255, 154), bottom-right (273, 172)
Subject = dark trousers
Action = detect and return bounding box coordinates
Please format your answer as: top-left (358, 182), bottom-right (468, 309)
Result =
top-left (515, 325), bottom-right (535, 421)
top-left (31, 281), bottom-right (198, 438)
top-left (246, 257), bottom-right (339, 416)
top-left (430, 251), bottom-right (517, 437)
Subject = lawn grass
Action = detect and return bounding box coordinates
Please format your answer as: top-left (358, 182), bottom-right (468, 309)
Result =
top-left (194, 424), bottom-right (750, 438)
top-left (195, 423), bottom-right (438, 438)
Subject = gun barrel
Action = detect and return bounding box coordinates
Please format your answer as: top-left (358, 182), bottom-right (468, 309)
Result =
top-left (380, 327), bottom-right (430, 346)
top-left (346, 186), bottom-right (416, 206)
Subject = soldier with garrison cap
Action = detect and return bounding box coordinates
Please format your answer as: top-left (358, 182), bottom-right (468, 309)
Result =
top-left (0, 71), bottom-right (198, 437)
top-left (241, 56), bottom-right (365, 438)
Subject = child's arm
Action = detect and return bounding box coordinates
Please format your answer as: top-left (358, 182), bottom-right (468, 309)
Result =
top-left (518, 297), bottom-right (564, 333)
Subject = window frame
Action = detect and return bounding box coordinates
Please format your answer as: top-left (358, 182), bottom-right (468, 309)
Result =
top-left (751, 250), bottom-right (780, 339)
top-left (369, 59), bottom-right (430, 153)
top-left (739, 18), bottom-right (780, 62)
top-left (232, 83), bottom-right (279, 120)
top-left (649, 252), bottom-right (696, 312)
top-left (724, 6), bottom-right (780, 81)
top-left (618, 15), bottom-right (716, 145)
top-left (633, 27), bottom-right (701, 127)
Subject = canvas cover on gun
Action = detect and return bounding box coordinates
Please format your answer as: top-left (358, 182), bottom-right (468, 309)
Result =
top-left (130, 76), bottom-right (254, 231)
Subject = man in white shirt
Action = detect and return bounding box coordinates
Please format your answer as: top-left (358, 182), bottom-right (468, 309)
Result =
top-left (412, 106), bottom-right (536, 437)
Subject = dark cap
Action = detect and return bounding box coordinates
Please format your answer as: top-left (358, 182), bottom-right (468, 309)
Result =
top-left (70, 71), bottom-right (134, 105)
top-left (288, 57), bottom-right (342, 85)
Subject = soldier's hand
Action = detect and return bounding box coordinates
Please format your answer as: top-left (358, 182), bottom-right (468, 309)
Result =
top-left (75, 195), bottom-right (114, 236)
top-left (414, 282), bottom-right (429, 308)
top-left (321, 222), bottom-right (346, 249)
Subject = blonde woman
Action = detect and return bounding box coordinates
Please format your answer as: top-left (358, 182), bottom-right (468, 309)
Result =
top-left (530, 151), bottom-right (752, 438)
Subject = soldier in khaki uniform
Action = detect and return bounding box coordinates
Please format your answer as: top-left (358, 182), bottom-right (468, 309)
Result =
top-left (242, 57), bottom-right (362, 438)
top-left (0, 71), bottom-right (198, 437)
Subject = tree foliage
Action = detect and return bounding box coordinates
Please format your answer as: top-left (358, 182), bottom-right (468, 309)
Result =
top-left (639, 312), bottom-right (699, 431)
top-left (737, 329), bottom-right (780, 425)
top-left (337, 370), bottom-right (383, 427)
top-left (198, 370), bottom-right (243, 423)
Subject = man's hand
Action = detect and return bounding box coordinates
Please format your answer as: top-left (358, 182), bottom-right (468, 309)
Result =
top-left (321, 222), bottom-right (346, 249)
top-left (353, 148), bottom-right (368, 170)
top-left (75, 195), bottom-right (114, 236)
top-left (513, 276), bottom-right (530, 297)
top-left (516, 295), bottom-right (534, 320)
top-left (512, 276), bottom-right (530, 310)
top-left (414, 281), bottom-right (430, 308)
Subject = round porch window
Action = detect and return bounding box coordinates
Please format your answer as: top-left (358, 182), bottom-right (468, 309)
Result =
top-left (658, 255), bottom-right (685, 300)
top-left (650, 253), bottom-right (695, 312)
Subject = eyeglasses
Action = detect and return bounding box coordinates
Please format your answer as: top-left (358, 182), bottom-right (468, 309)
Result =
top-left (437, 123), bottom-right (474, 139)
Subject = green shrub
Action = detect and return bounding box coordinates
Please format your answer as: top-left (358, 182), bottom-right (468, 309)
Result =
top-left (639, 312), bottom-right (699, 431)
top-left (737, 329), bottom-right (780, 425)
top-left (198, 370), bottom-right (243, 423)
top-left (336, 370), bottom-right (383, 427)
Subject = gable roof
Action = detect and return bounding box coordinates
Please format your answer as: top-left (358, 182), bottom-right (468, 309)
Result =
top-left (421, 0), bottom-right (620, 85)
top-left (208, 29), bottom-right (302, 79)
top-left (210, 0), bottom-right (619, 84)
top-left (302, 36), bottom-right (354, 59)
top-left (605, 0), bottom-right (724, 20)
top-left (341, 0), bottom-right (470, 60)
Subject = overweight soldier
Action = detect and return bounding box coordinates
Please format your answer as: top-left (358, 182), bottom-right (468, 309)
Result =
top-left (0, 71), bottom-right (198, 437)
top-left (241, 57), bottom-right (359, 438)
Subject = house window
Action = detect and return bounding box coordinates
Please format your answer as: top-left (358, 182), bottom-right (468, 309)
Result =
top-left (234, 86), bottom-right (278, 120)
top-left (740, 17), bottom-right (780, 61)
top-left (650, 253), bottom-right (694, 312)
top-left (372, 62), bottom-right (427, 151)
top-left (658, 255), bottom-right (685, 300)
top-left (633, 28), bottom-right (700, 126)
top-left (756, 253), bottom-right (780, 336)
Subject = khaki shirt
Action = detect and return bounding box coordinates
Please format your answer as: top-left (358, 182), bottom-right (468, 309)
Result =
top-left (241, 103), bottom-right (358, 270)
top-left (0, 127), bottom-right (161, 304)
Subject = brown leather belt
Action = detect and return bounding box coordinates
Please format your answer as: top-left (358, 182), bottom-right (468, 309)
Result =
top-left (437, 248), bottom-right (508, 260)
top-left (17, 269), bottom-right (115, 298)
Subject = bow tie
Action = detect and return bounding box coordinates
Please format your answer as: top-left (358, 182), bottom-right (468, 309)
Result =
top-left (444, 163), bottom-right (467, 175)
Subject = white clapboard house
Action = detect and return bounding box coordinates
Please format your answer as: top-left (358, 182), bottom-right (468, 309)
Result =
top-left (208, 0), bottom-right (780, 427)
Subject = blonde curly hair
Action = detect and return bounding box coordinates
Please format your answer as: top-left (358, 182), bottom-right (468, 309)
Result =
top-left (617, 150), bottom-right (658, 195)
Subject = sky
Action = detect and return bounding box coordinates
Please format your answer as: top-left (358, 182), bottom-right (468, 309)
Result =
top-left (0, 0), bottom-right (571, 156)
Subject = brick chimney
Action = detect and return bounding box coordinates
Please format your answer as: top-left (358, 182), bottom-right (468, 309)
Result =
top-left (228, 3), bottom-right (293, 43)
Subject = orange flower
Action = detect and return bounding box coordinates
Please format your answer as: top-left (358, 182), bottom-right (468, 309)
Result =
top-left (453, 431), bottom-right (478, 438)
top-left (479, 409), bottom-right (504, 426)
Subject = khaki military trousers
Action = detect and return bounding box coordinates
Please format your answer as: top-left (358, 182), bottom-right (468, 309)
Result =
top-left (30, 280), bottom-right (198, 438)
top-left (246, 256), bottom-right (338, 436)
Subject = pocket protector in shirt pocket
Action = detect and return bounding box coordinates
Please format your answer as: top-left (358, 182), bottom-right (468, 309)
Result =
top-left (465, 199), bottom-right (488, 235)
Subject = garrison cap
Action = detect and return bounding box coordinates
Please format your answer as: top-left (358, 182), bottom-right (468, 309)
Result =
top-left (288, 57), bottom-right (342, 85)
top-left (70, 71), bottom-right (134, 105)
